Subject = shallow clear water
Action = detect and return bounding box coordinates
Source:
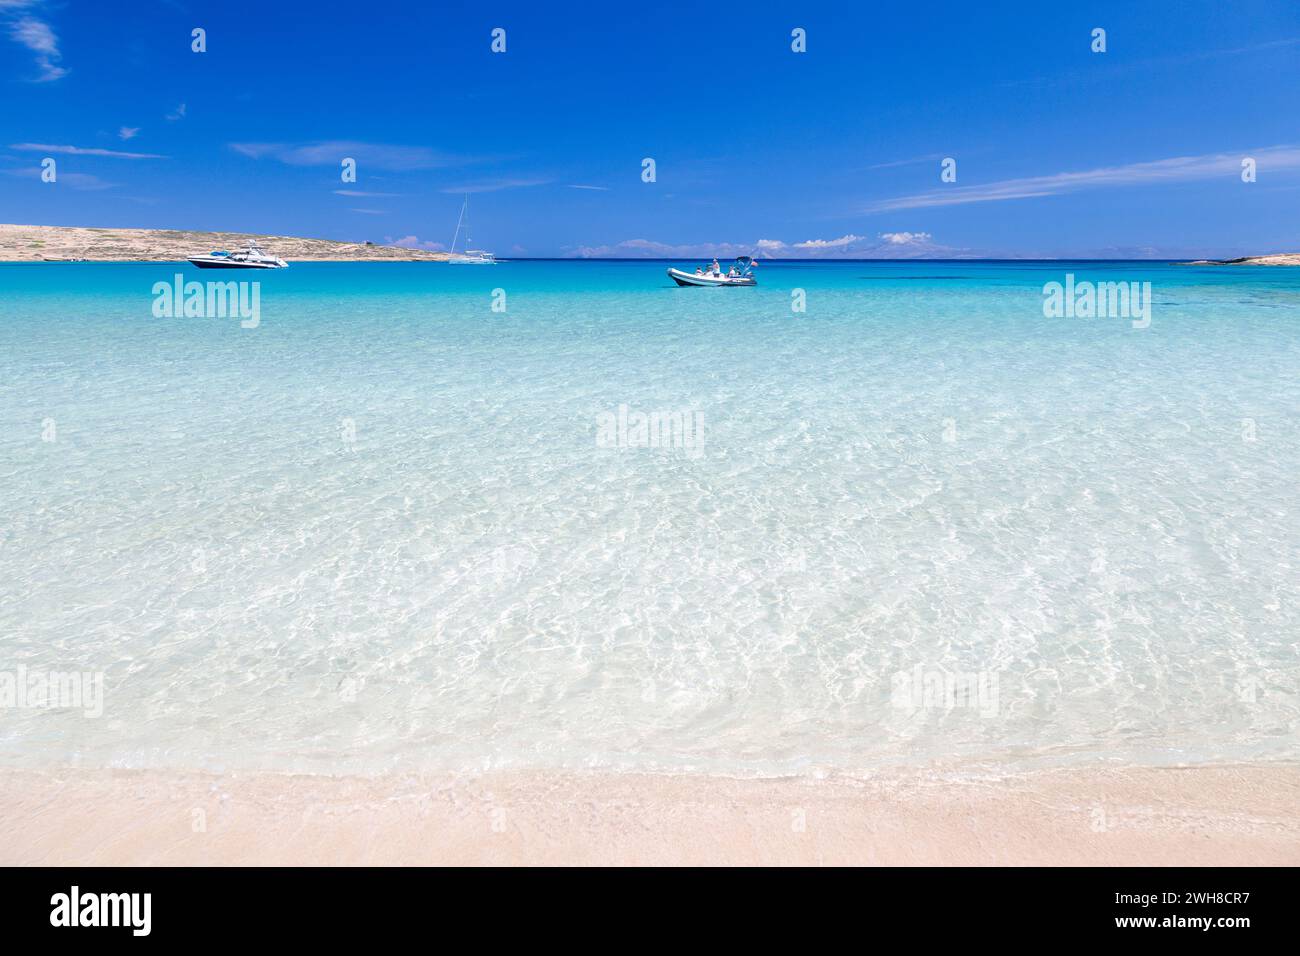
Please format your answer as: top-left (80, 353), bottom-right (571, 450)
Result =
top-left (1, 260), bottom-right (1297, 775)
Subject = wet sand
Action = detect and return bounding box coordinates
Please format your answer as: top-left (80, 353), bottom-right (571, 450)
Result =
top-left (2, 764), bottom-right (1297, 866)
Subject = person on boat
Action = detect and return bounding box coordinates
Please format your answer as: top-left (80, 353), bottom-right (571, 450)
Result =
top-left (711, 258), bottom-right (720, 276)
top-left (728, 264), bottom-right (738, 277)
top-left (695, 266), bottom-right (704, 276)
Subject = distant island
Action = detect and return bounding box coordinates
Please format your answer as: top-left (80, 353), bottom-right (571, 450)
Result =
top-left (1185, 253), bottom-right (1300, 266)
top-left (5, 224), bottom-right (1297, 265)
top-left (0, 223), bottom-right (451, 262)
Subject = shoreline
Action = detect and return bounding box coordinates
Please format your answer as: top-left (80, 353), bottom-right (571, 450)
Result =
top-left (4, 225), bottom-right (1298, 265)
top-left (1183, 253), bottom-right (1300, 266)
top-left (3, 763), bottom-right (1297, 866)
top-left (0, 223), bottom-right (451, 263)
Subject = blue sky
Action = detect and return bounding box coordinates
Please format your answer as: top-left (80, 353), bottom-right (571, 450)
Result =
top-left (2, 0), bottom-right (1298, 257)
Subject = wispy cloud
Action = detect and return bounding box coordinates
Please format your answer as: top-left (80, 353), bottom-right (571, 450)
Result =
top-left (566, 184), bottom-right (609, 191)
top-left (231, 140), bottom-right (464, 171)
top-left (118, 127), bottom-right (140, 141)
top-left (349, 208), bottom-right (386, 215)
top-left (5, 9), bottom-right (67, 82)
top-left (866, 153), bottom-right (945, 170)
top-left (10, 142), bottom-right (167, 159)
top-left (1005, 36), bottom-right (1300, 91)
top-left (864, 146), bottom-right (1300, 212)
top-left (439, 176), bottom-right (551, 194)
top-left (333, 189), bottom-right (399, 197)
top-left (166, 103), bottom-right (186, 121)
top-left (3, 167), bottom-right (115, 190)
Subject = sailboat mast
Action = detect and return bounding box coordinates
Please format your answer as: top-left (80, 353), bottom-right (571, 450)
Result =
top-left (450, 195), bottom-right (467, 254)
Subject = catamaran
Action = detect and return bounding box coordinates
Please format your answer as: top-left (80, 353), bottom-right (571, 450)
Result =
top-left (667, 256), bottom-right (756, 286)
top-left (448, 195), bottom-right (497, 264)
top-left (187, 242), bottom-right (288, 269)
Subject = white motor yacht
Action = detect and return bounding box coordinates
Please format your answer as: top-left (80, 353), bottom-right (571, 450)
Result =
top-left (188, 242), bottom-right (288, 269)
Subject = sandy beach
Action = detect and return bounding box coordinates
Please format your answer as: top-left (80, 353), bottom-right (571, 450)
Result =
top-left (1186, 254), bottom-right (1300, 265)
top-left (0, 223), bottom-right (451, 262)
top-left (2, 764), bottom-right (1296, 866)
top-left (5, 258), bottom-right (1300, 867)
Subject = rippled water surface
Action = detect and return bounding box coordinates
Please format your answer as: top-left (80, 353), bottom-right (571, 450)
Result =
top-left (1, 260), bottom-right (1297, 774)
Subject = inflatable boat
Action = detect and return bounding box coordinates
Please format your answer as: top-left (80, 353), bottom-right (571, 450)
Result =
top-left (667, 256), bottom-right (756, 286)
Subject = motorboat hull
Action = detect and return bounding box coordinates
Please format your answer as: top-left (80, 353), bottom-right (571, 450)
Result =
top-left (667, 268), bottom-right (755, 287)
top-left (187, 258), bottom-right (285, 269)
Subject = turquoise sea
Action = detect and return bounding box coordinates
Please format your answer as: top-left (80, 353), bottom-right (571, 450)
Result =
top-left (1, 260), bottom-right (1297, 775)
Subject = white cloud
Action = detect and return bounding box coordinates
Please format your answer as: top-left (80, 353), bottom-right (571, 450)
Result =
top-left (878, 231), bottom-right (932, 245)
top-left (333, 189), bottom-right (399, 197)
top-left (7, 13), bottom-right (66, 82)
top-left (569, 233), bottom-right (960, 260)
top-left (795, 232), bottom-right (951, 258)
top-left (166, 103), bottom-right (187, 121)
top-left (864, 145), bottom-right (1300, 212)
top-left (569, 238), bottom-right (757, 259)
top-left (566, 184), bottom-right (609, 191)
top-left (385, 235), bottom-right (446, 251)
top-left (793, 234), bottom-right (864, 249)
top-left (118, 127), bottom-right (140, 141)
top-left (10, 142), bottom-right (166, 159)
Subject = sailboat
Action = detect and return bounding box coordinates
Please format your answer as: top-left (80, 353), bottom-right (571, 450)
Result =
top-left (448, 194), bottom-right (497, 264)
